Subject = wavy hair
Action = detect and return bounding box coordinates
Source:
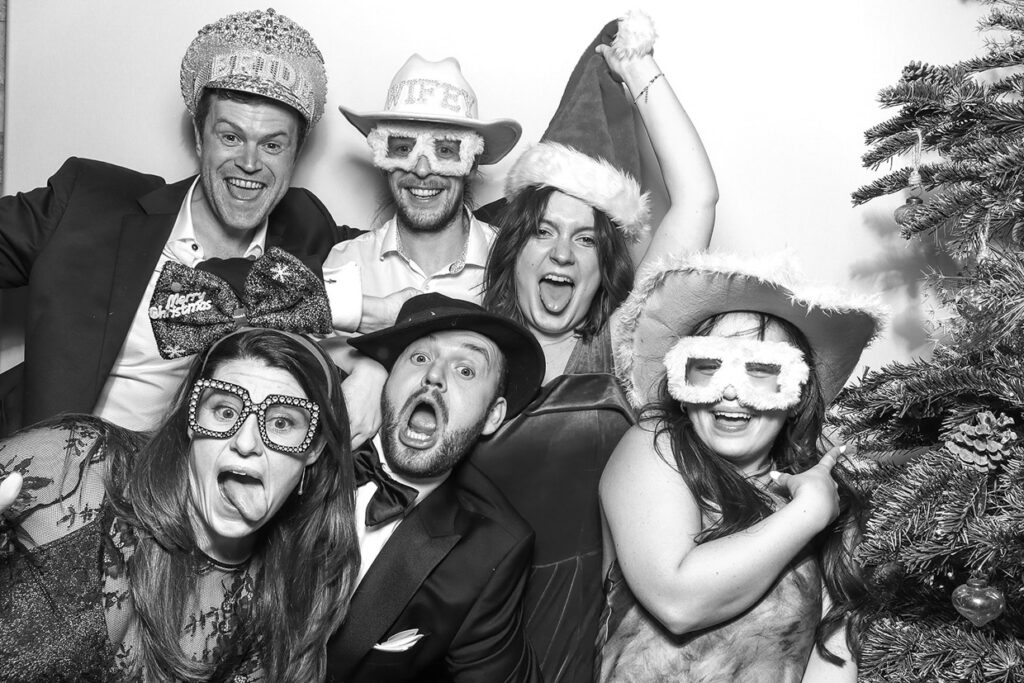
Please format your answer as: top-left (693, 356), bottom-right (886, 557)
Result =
top-left (483, 185), bottom-right (634, 342)
top-left (105, 329), bottom-right (358, 682)
top-left (641, 312), bottom-right (866, 665)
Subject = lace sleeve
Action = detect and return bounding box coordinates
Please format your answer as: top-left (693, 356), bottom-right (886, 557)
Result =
top-left (0, 415), bottom-right (143, 549)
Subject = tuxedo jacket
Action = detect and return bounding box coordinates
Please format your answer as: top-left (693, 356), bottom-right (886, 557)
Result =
top-left (327, 460), bottom-right (541, 683)
top-left (0, 157), bottom-right (348, 433)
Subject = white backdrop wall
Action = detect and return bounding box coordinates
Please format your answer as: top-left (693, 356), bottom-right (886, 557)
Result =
top-left (0, 0), bottom-right (988, 379)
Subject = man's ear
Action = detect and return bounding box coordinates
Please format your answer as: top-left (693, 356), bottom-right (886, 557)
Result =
top-left (480, 396), bottom-right (507, 437)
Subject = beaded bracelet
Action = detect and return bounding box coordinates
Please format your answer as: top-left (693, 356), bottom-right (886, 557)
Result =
top-left (633, 72), bottom-right (665, 104)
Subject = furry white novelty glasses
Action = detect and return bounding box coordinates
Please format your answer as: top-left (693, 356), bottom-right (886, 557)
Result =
top-left (664, 336), bottom-right (810, 411)
top-left (367, 124), bottom-right (485, 176)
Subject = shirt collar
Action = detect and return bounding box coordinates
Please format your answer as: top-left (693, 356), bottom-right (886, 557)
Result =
top-left (167, 178), bottom-right (269, 266)
top-left (371, 433), bottom-right (449, 506)
top-left (378, 208), bottom-right (488, 271)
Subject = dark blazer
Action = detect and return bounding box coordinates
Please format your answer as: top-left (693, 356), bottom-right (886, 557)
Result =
top-left (327, 460), bottom-right (541, 683)
top-left (0, 157), bottom-right (344, 434)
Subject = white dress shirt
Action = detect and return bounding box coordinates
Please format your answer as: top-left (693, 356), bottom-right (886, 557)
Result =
top-left (354, 434), bottom-right (449, 586)
top-left (92, 178), bottom-right (267, 431)
top-left (323, 210), bottom-right (496, 309)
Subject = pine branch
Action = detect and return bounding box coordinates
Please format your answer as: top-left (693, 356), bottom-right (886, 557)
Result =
top-left (848, 3), bottom-right (1024, 674)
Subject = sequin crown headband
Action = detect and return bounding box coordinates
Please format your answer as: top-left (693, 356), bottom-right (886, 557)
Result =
top-left (180, 8), bottom-right (327, 131)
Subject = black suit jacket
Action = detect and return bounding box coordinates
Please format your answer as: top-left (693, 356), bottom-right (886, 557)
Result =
top-left (327, 460), bottom-right (540, 683)
top-left (0, 157), bottom-right (344, 433)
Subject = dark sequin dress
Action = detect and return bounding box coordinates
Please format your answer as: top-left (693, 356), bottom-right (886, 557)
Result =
top-left (0, 418), bottom-right (261, 682)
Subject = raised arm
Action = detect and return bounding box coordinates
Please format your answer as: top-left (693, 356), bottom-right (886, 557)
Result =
top-left (597, 32), bottom-right (718, 266)
top-left (600, 425), bottom-right (839, 634)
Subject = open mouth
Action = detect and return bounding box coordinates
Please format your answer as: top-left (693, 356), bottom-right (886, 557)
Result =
top-left (408, 187), bottom-right (442, 200)
top-left (712, 410), bottom-right (753, 430)
top-left (538, 274), bottom-right (576, 314)
top-left (399, 394), bottom-right (445, 450)
top-left (218, 469), bottom-right (267, 522)
top-left (225, 177), bottom-right (266, 200)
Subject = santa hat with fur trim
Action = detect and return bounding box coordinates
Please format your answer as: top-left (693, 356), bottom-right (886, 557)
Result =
top-left (503, 11), bottom-right (657, 239)
top-left (612, 251), bottom-right (887, 409)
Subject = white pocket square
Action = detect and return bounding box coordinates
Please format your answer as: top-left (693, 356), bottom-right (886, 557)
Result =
top-left (373, 628), bottom-right (426, 652)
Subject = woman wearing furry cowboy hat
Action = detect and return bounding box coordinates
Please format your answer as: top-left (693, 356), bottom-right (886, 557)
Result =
top-left (471, 11), bottom-right (717, 683)
top-left (0, 329), bottom-right (358, 682)
top-left (597, 253), bottom-right (883, 681)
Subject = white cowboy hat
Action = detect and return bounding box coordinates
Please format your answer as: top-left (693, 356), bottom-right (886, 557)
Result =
top-left (338, 54), bottom-right (521, 166)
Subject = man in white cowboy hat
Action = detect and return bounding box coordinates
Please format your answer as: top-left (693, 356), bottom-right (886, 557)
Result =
top-left (0, 9), bottom-right (364, 436)
top-left (324, 53), bottom-right (522, 333)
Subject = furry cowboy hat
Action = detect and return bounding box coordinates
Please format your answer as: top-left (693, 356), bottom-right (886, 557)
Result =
top-left (350, 293), bottom-right (544, 418)
top-left (339, 54), bottom-right (522, 166)
top-left (180, 8), bottom-right (328, 131)
top-left (612, 251), bottom-right (886, 408)
top-left (502, 11), bottom-right (657, 239)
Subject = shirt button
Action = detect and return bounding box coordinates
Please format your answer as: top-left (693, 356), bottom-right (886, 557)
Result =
top-left (191, 243), bottom-right (199, 251)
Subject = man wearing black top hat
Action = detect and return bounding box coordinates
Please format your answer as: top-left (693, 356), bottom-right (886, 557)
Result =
top-left (326, 292), bottom-right (543, 683)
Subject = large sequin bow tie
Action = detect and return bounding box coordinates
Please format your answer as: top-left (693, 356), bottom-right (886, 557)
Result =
top-left (149, 247), bottom-right (332, 360)
top-left (354, 443), bottom-right (418, 527)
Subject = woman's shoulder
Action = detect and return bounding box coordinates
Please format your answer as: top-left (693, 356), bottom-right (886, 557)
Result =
top-left (603, 419), bottom-right (681, 488)
top-left (1, 415), bottom-right (145, 518)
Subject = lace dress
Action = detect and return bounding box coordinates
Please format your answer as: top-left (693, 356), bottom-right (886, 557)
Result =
top-left (0, 417), bottom-right (261, 682)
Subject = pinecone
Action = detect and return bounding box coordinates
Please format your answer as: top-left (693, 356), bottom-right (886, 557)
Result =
top-left (943, 411), bottom-right (1017, 472)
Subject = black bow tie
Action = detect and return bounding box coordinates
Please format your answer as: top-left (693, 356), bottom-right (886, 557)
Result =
top-left (354, 443), bottom-right (418, 527)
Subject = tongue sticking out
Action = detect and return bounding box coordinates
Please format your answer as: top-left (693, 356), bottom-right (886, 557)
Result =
top-left (539, 280), bottom-right (574, 314)
top-left (220, 473), bottom-right (267, 523)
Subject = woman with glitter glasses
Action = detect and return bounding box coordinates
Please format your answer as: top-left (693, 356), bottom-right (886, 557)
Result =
top-left (597, 253), bottom-right (884, 682)
top-left (0, 328), bottom-right (358, 682)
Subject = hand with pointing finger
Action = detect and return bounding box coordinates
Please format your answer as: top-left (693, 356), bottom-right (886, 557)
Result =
top-left (770, 446), bottom-right (844, 528)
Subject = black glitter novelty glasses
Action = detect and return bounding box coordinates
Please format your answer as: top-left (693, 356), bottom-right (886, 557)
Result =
top-left (187, 378), bottom-right (320, 454)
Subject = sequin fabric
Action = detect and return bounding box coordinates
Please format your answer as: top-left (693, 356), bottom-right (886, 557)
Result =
top-left (148, 246), bottom-right (333, 360)
top-left (180, 8), bottom-right (327, 129)
top-left (0, 418), bottom-right (262, 682)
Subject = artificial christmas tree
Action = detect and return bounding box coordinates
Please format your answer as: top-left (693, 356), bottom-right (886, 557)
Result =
top-left (838, 1), bottom-right (1024, 680)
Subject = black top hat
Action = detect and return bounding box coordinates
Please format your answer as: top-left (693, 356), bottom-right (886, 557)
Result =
top-left (350, 293), bottom-right (544, 417)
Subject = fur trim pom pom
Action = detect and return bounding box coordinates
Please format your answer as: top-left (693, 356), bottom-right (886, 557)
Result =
top-left (612, 10), bottom-right (657, 60)
top-left (505, 142), bottom-right (651, 239)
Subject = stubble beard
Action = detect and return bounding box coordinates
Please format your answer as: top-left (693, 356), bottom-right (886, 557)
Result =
top-left (379, 395), bottom-right (490, 479)
top-left (393, 183), bottom-right (465, 234)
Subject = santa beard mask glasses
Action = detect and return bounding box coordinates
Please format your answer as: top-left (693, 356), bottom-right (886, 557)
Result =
top-left (664, 336), bottom-right (810, 411)
top-left (367, 124), bottom-right (484, 176)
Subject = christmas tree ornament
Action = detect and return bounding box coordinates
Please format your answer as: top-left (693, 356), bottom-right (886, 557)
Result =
top-left (871, 560), bottom-right (906, 595)
top-left (927, 566), bottom-right (960, 594)
top-left (978, 214), bottom-right (992, 261)
top-left (894, 130), bottom-right (926, 227)
top-left (952, 573), bottom-right (1006, 627)
top-left (894, 196), bottom-right (924, 227)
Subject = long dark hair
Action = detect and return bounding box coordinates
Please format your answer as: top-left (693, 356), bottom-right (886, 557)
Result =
top-left (483, 185), bottom-right (634, 342)
top-left (642, 312), bottom-right (866, 664)
top-left (106, 329), bottom-right (358, 682)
